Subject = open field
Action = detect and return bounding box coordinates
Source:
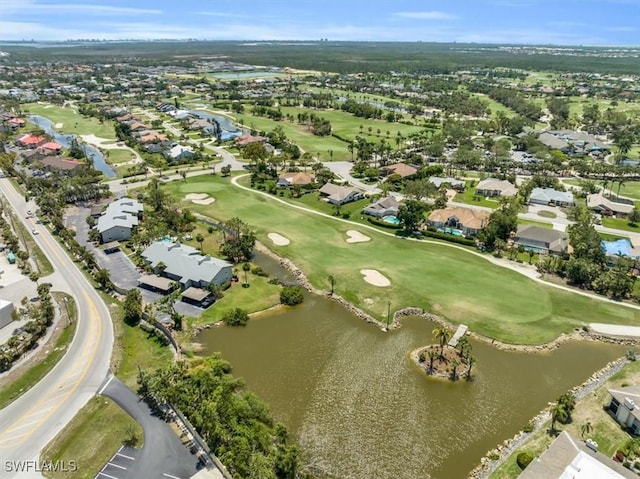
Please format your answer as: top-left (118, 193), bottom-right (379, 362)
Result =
top-left (473, 93), bottom-right (518, 117)
top-left (40, 396), bottom-right (143, 479)
top-left (490, 360), bottom-right (640, 479)
top-left (0, 293), bottom-right (76, 409)
top-left (25, 103), bottom-right (117, 139)
top-left (164, 175), bottom-right (640, 345)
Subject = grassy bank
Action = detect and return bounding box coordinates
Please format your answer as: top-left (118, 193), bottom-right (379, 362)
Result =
top-left (490, 360), bottom-right (640, 479)
top-left (0, 293), bottom-right (76, 409)
top-left (164, 174), bottom-right (640, 345)
top-left (25, 103), bottom-right (117, 139)
top-left (40, 396), bottom-right (143, 479)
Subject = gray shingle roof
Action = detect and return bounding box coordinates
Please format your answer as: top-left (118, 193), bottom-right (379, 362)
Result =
top-left (530, 187), bottom-right (574, 204)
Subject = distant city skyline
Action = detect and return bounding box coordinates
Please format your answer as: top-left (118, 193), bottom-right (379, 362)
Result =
top-left (1, 0), bottom-right (639, 46)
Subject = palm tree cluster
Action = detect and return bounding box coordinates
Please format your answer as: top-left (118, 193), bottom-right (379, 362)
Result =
top-left (550, 392), bottom-right (577, 434)
top-left (421, 328), bottom-right (477, 381)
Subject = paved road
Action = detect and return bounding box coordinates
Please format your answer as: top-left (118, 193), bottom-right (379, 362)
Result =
top-left (96, 375), bottom-right (201, 479)
top-left (0, 179), bottom-right (114, 479)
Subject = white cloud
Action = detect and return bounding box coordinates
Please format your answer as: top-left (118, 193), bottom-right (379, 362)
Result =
top-left (605, 26), bottom-right (636, 32)
top-left (394, 11), bottom-right (457, 20)
top-left (2, 1), bottom-right (161, 16)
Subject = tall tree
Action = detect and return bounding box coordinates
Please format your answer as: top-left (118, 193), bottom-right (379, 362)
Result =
top-left (220, 217), bottom-right (256, 264)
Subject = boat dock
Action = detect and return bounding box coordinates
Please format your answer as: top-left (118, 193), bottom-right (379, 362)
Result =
top-left (448, 324), bottom-right (468, 347)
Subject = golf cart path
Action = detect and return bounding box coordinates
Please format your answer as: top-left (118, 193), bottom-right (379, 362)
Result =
top-left (230, 174), bottom-right (640, 315)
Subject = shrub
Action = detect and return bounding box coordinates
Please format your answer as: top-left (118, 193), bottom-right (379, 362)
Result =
top-left (221, 308), bottom-right (249, 326)
top-left (522, 423), bottom-right (534, 433)
top-left (251, 266), bottom-right (269, 277)
top-left (280, 286), bottom-right (304, 305)
top-left (517, 452), bottom-right (534, 470)
top-left (423, 229), bottom-right (476, 246)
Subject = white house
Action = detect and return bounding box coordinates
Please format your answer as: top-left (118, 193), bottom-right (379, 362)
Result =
top-left (0, 299), bottom-right (15, 329)
top-left (529, 187), bottom-right (575, 207)
top-left (607, 386), bottom-right (640, 435)
top-left (165, 144), bottom-right (194, 162)
top-left (95, 197), bottom-right (143, 243)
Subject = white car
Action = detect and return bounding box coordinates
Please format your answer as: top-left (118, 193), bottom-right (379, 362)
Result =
top-left (32, 229), bottom-right (39, 235)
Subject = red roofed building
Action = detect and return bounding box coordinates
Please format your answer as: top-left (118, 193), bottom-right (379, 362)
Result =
top-left (8, 118), bottom-right (25, 128)
top-left (234, 133), bottom-right (267, 147)
top-left (37, 142), bottom-right (63, 154)
top-left (16, 133), bottom-right (46, 149)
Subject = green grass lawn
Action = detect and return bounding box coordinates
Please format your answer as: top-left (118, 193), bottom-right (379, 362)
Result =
top-left (40, 396), bottom-right (143, 479)
top-left (601, 217), bottom-right (640, 233)
top-left (490, 360), bottom-right (640, 479)
top-left (0, 293), bottom-right (76, 409)
top-left (25, 103), bottom-right (117, 139)
top-left (598, 231), bottom-right (631, 243)
top-left (106, 148), bottom-right (137, 164)
top-left (454, 187), bottom-right (501, 209)
top-left (473, 93), bottom-right (518, 117)
top-left (518, 218), bottom-right (553, 229)
top-left (164, 174), bottom-right (640, 345)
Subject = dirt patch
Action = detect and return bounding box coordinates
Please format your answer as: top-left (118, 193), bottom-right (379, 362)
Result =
top-left (193, 198), bottom-right (215, 205)
top-left (268, 233), bottom-right (290, 246)
top-left (345, 230), bottom-right (371, 243)
top-left (360, 269), bottom-right (391, 287)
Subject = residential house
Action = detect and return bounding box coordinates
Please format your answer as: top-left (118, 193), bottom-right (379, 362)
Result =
top-left (15, 133), bottom-right (46, 149)
top-left (39, 156), bottom-right (84, 174)
top-left (138, 132), bottom-right (168, 144)
top-left (235, 134), bottom-right (267, 147)
top-left (518, 431), bottom-right (636, 479)
top-left (539, 130), bottom-right (611, 156)
top-left (128, 121), bottom-right (150, 132)
top-left (514, 225), bottom-right (568, 255)
top-left (475, 178), bottom-right (518, 197)
top-left (384, 162), bottom-right (418, 179)
top-left (529, 187), bottom-right (575, 207)
top-left (319, 183), bottom-right (364, 205)
top-left (607, 385), bottom-right (640, 436)
top-left (141, 240), bottom-right (233, 290)
top-left (95, 197), bottom-right (143, 243)
top-left (429, 177), bottom-right (466, 191)
top-left (427, 206), bottom-right (490, 236)
top-left (587, 193), bottom-right (634, 217)
top-left (276, 172), bottom-right (315, 188)
top-left (37, 141), bottom-right (63, 156)
top-left (164, 144), bottom-right (194, 162)
top-left (363, 196), bottom-right (401, 218)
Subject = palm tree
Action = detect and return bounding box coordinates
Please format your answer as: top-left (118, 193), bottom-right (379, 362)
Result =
top-left (95, 268), bottom-right (112, 291)
top-left (196, 233), bottom-right (204, 252)
top-left (428, 350), bottom-right (438, 374)
top-left (465, 356), bottom-right (476, 380)
top-left (581, 421), bottom-right (593, 439)
top-left (328, 275), bottom-right (335, 296)
top-left (433, 327), bottom-right (451, 358)
top-left (550, 403), bottom-right (568, 433)
top-left (450, 359), bottom-right (460, 381)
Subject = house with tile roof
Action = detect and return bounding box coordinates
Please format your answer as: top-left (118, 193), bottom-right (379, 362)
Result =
top-left (427, 206), bottom-right (490, 236)
top-left (476, 178), bottom-right (518, 197)
top-left (384, 162), bottom-right (418, 179)
top-left (319, 183), bottom-right (364, 205)
top-left (587, 193), bottom-right (634, 217)
top-left (428, 177), bottom-right (466, 191)
top-left (277, 172), bottom-right (315, 187)
top-left (15, 133), bottom-right (46, 149)
top-left (363, 196), bottom-right (401, 218)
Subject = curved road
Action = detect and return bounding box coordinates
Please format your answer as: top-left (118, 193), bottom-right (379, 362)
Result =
top-left (0, 179), bottom-right (113, 479)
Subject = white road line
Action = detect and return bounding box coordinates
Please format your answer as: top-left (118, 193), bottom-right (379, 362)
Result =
top-left (108, 462), bottom-right (127, 470)
top-left (97, 374), bottom-right (114, 395)
top-left (115, 452), bottom-right (135, 460)
top-left (96, 472), bottom-right (119, 479)
top-left (163, 473), bottom-right (182, 479)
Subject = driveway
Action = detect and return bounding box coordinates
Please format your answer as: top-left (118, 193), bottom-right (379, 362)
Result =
top-left (97, 375), bottom-right (202, 479)
top-left (323, 161), bottom-right (381, 193)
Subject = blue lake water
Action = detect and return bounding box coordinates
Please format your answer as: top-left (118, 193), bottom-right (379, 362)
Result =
top-left (26, 114), bottom-right (116, 178)
top-left (189, 110), bottom-right (245, 140)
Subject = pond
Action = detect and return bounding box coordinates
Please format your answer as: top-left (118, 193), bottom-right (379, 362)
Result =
top-left (26, 114), bottom-right (116, 178)
top-left (188, 110), bottom-right (245, 140)
top-left (198, 256), bottom-right (624, 478)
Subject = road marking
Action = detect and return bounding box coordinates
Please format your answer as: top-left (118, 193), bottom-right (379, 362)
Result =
top-left (163, 473), bottom-right (182, 479)
top-left (0, 290), bottom-right (103, 448)
top-left (115, 452), bottom-right (135, 461)
top-left (107, 462), bottom-right (127, 470)
top-left (96, 472), bottom-right (119, 479)
top-left (98, 374), bottom-right (114, 395)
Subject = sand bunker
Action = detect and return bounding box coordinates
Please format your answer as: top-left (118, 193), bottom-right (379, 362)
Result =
top-left (53, 122), bottom-right (63, 129)
top-left (185, 193), bottom-right (215, 205)
top-left (345, 230), bottom-right (371, 243)
top-left (360, 269), bottom-right (391, 287)
top-left (268, 233), bottom-right (290, 246)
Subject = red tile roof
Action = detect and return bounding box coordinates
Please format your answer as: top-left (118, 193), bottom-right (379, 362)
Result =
top-left (38, 142), bottom-right (63, 151)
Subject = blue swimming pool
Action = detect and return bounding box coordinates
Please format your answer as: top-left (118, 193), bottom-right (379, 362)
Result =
top-left (436, 227), bottom-right (463, 236)
top-left (382, 215), bottom-right (400, 225)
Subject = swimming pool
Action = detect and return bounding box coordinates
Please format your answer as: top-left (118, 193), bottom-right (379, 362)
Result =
top-left (436, 227), bottom-right (463, 236)
top-left (382, 215), bottom-right (400, 225)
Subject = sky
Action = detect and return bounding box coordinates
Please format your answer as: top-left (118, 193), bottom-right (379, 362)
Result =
top-left (1, 0), bottom-right (639, 46)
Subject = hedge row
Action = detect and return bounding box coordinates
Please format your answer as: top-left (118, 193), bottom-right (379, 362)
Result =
top-left (367, 216), bottom-right (402, 229)
top-left (423, 230), bottom-right (477, 246)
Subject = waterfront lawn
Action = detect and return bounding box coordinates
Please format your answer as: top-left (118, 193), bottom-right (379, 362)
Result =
top-left (26, 103), bottom-right (117, 139)
top-left (40, 396), bottom-right (143, 479)
top-left (106, 149), bottom-right (136, 164)
top-left (164, 175), bottom-right (640, 345)
top-left (489, 360), bottom-right (640, 479)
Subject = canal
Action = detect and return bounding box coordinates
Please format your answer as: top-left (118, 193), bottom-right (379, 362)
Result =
top-left (27, 114), bottom-right (117, 178)
top-left (198, 255), bottom-right (624, 479)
